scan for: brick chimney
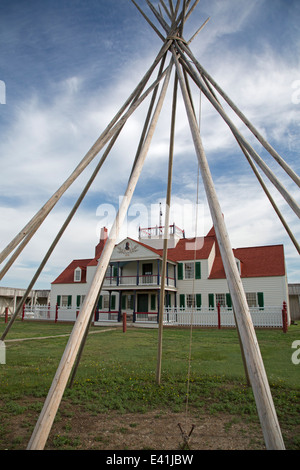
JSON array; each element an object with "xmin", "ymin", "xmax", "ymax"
[{"xmin": 95, "ymin": 227, "xmax": 108, "ymax": 259}]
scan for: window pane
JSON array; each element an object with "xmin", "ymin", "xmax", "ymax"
[
  {"xmin": 185, "ymin": 262, "xmax": 194, "ymax": 279},
  {"xmin": 216, "ymin": 293, "xmax": 226, "ymax": 307},
  {"xmin": 246, "ymin": 292, "xmax": 257, "ymax": 307},
  {"xmin": 186, "ymin": 294, "xmax": 195, "ymax": 308}
]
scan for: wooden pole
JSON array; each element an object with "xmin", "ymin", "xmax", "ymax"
[
  {"xmin": 177, "ymin": 41, "xmax": 300, "ymax": 189},
  {"xmin": 0, "ymin": 41, "xmax": 172, "ymax": 267},
  {"xmin": 0, "ymin": 127, "xmax": 124, "ymax": 342},
  {"xmin": 156, "ymin": 72, "xmax": 178, "ymax": 385},
  {"xmin": 27, "ymin": 60, "xmax": 173, "ymax": 451},
  {"xmin": 175, "ymin": 42, "xmax": 300, "ymax": 218},
  {"xmin": 69, "ymin": 66, "xmax": 168, "ymax": 387},
  {"xmin": 172, "ymin": 47, "xmax": 285, "ymax": 450}
]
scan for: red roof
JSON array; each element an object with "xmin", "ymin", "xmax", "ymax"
[
  {"xmin": 209, "ymin": 245, "xmax": 285, "ymax": 279},
  {"xmin": 52, "ymin": 259, "xmax": 91, "ymax": 284},
  {"xmin": 52, "ymin": 226, "xmax": 285, "ymax": 284}
]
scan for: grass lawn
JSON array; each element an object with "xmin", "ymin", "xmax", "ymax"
[{"xmin": 0, "ymin": 320, "xmax": 299, "ymax": 450}]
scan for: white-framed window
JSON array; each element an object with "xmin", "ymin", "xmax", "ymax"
[
  {"xmin": 216, "ymin": 293, "xmax": 226, "ymax": 307},
  {"xmin": 186, "ymin": 294, "xmax": 196, "ymax": 308},
  {"xmin": 185, "ymin": 262, "xmax": 195, "ymax": 279},
  {"xmin": 74, "ymin": 267, "xmax": 81, "ymax": 282},
  {"xmin": 103, "ymin": 295, "xmax": 110, "ymax": 309},
  {"xmin": 61, "ymin": 295, "xmax": 70, "ymax": 308},
  {"xmin": 127, "ymin": 295, "xmax": 134, "ymax": 310},
  {"xmin": 246, "ymin": 292, "xmax": 257, "ymax": 307}
]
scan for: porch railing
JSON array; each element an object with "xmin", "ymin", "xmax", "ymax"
[
  {"xmin": 103, "ymin": 275, "xmax": 176, "ymax": 288},
  {"xmin": 163, "ymin": 306, "xmax": 286, "ymax": 329}
]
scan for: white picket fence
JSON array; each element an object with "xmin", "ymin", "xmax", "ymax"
[
  {"xmin": 163, "ymin": 306, "xmax": 284, "ymax": 329},
  {"xmin": 21, "ymin": 304, "xmax": 286, "ymax": 329}
]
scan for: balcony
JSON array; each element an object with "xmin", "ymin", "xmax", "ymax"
[{"xmin": 103, "ymin": 274, "xmax": 176, "ymax": 289}]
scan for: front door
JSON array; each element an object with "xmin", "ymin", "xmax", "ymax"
[
  {"xmin": 142, "ymin": 263, "xmax": 153, "ymax": 284},
  {"xmin": 138, "ymin": 293, "xmax": 148, "ymax": 313},
  {"xmin": 137, "ymin": 293, "xmax": 149, "ymax": 321}
]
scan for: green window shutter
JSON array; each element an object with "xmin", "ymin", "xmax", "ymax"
[
  {"xmin": 257, "ymin": 292, "xmax": 264, "ymax": 310},
  {"xmin": 98, "ymin": 295, "xmax": 102, "ymax": 310},
  {"xmin": 122, "ymin": 294, "xmax": 126, "ymax": 309},
  {"xmin": 178, "ymin": 263, "xmax": 183, "ymax": 280},
  {"xmin": 180, "ymin": 294, "xmax": 185, "ymax": 308},
  {"xmin": 67, "ymin": 295, "xmax": 72, "ymax": 308},
  {"xmin": 195, "ymin": 262, "xmax": 201, "ymax": 279},
  {"xmin": 57, "ymin": 295, "xmax": 61, "ymax": 307},
  {"xmin": 226, "ymin": 293, "xmax": 232, "ymax": 309},
  {"xmin": 111, "ymin": 295, "xmax": 116, "ymax": 310},
  {"xmin": 76, "ymin": 295, "xmax": 81, "ymax": 308},
  {"xmin": 196, "ymin": 293, "xmax": 202, "ymax": 309},
  {"xmin": 151, "ymin": 294, "xmax": 156, "ymax": 311},
  {"xmin": 113, "ymin": 266, "xmax": 118, "ymax": 277},
  {"xmin": 209, "ymin": 294, "xmax": 214, "ymax": 309}
]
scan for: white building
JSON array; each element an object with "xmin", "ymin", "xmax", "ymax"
[{"xmin": 49, "ymin": 224, "xmax": 290, "ymax": 328}]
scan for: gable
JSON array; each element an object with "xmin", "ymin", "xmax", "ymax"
[
  {"xmin": 52, "ymin": 259, "xmax": 91, "ymax": 284},
  {"xmin": 110, "ymin": 238, "xmax": 162, "ymax": 261}
]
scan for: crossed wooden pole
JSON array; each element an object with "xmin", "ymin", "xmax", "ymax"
[{"xmin": 1, "ymin": 0, "xmax": 299, "ymax": 450}]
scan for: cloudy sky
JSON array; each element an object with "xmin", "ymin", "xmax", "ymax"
[{"xmin": 0, "ymin": 0, "xmax": 299, "ymax": 290}]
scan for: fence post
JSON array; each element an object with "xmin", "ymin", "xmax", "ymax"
[
  {"xmin": 282, "ymin": 301, "xmax": 288, "ymax": 333},
  {"xmin": 123, "ymin": 312, "xmax": 127, "ymax": 333},
  {"xmin": 217, "ymin": 303, "xmax": 221, "ymax": 329},
  {"xmin": 22, "ymin": 303, "xmax": 25, "ymax": 321},
  {"xmin": 55, "ymin": 304, "xmax": 58, "ymax": 323},
  {"xmin": 5, "ymin": 307, "xmax": 9, "ymax": 324}
]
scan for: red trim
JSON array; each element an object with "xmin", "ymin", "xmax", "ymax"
[{"xmin": 135, "ymin": 312, "xmax": 158, "ymax": 315}]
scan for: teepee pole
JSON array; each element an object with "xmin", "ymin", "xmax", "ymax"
[
  {"xmin": 172, "ymin": 47, "xmax": 285, "ymax": 450},
  {"xmin": 69, "ymin": 55, "xmax": 168, "ymax": 388},
  {"xmin": 238, "ymin": 141, "xmax": 300, "ymax": 254},
  {"xmin": 27, "ymin": 59, "xmax": 173, "ymax": 451},
  {"xmin": 0, "ymin": 41, "xmax": 171, "ymax": 267},
  {"xmin": 0, "ymin": 126, "xmax": 124, "ymax": 342},
  {"xmin": 176, "ymin": 43, "xmax": 300, "ymax": 218},
  {"xmin": 178, "ymin": 41, "xmax": 300, "ymax": 188},
  {"xmin": 0, "ymin": 68, "xmax": 164, "ymax": 280},
  {"xmin": 156, "ymin": 71, "xmax": 178, "ymax": 385}
]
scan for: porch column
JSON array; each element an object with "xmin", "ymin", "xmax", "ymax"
[
  {"xmin": 117, "ymin": 262, "xmax": 120, "ymax": 286},
  {"xmin": 118, "ymin": 291, "xmax": 122, "ymax": 322},
  {"xmin": 167, "ymin": 262, "xmax": 169, "ymax": 286},
  {"xmin": 133, "ymin": 290, "xmax": 136, "ymax": 323},
  {"xmin": 136, "ymin": 261, "xmax": 139, "ymax": 286},
  {"xmin": 174, "ymin": 265, "xmax": 176, "ymax": 288}
]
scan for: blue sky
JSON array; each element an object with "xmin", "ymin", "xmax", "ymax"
[{"xmin": 0, "ymin": 0, "xmax": 299, "ymax": 289}]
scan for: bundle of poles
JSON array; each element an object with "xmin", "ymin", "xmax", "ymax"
[{"xmin": 1, "ymin": 0, "xmax": 299, "ymax": 451}]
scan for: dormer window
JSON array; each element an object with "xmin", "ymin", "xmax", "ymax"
[
  {"xmin": 235, "ymin": 259, "xmax": 241, "ymax": 275},
  {"xmin": 74, "ymin": 267, "xmax": 82, "ymax": 282}
]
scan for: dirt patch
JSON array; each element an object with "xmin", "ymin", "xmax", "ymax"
[
  {"xmin": 2, "ymin": 403, "xmax": 266, "ymax": 450},
  {"xmin": 49, "ymin": 409, "xmax": 266, "ymax": 450}
]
